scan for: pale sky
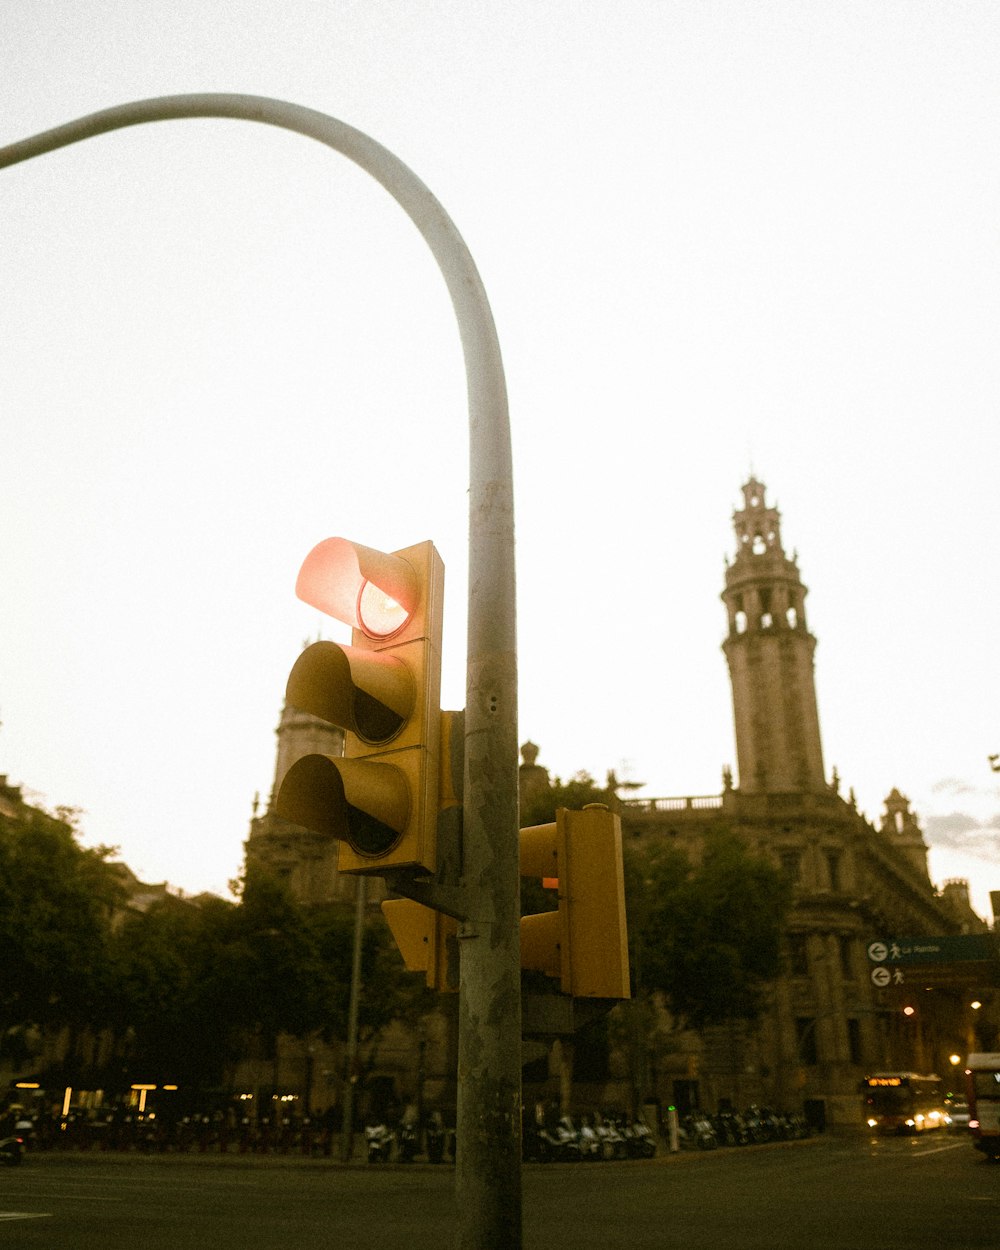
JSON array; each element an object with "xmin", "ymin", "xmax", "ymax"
[{"xmin": 1, "ymin": 1, "xmax": 997, "ymax": 918}]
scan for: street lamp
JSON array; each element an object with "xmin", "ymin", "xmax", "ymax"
[{"xmin": 1, "ymin": 95, "xmax": 521, "ymax": 1250}]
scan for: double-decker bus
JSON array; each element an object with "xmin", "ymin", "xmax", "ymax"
[
  {"xmin": 965, "ymin": 1053, "xmax": 1000, "ymax": 1159},
  {"xmin": 863, "ymin": 1072, "xmax": 945, "ymax": 1134}
]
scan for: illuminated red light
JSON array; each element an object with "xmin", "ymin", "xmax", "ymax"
[
  {"xmin": 296, "ymin": 538, "xmax": 418, "ymax": 638},
  {"xmin": 358, "ymin": 579, "xmax": 409, "ymax": 639}
]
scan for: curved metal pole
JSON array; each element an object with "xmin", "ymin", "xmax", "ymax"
[{"xmin": 1, "ymin": 95, "xmax": 521, "ymax": 1249}]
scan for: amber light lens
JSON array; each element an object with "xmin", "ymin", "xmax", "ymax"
[{"xmin": 358, "ymin": 579, "xmax": 410, "ymax": 638}]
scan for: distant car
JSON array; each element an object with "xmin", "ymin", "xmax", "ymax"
[{"xmin": 945, "ymin": 1101, "xmax": 970, "ymax": 1130}]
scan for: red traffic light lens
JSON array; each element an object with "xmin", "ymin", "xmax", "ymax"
[{"xmin": 357, "ymin": 579, "xmax": 410, "ymax": 639}]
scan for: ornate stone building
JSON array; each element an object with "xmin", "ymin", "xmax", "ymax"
[
  {"xmin": 620, "ymin": 477, "xmax": 988, "ymax": 1126},
  {"xmin": 245, "ymin": 691, "xmax": 362, "ymax": 906}
]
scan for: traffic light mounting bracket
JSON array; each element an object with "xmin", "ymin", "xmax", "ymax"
[{"xmin": 382, "ymin": 708, "xmax": 469, "ymax": 922}]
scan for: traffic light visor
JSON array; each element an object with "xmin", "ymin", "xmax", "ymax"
[
  {"xmin": 286, "ymin": 640, "xmax": 415, "ymax": 745},
  {"xmin": 295, "ymin": 538, "xmax": 419, "ymax": 639},
  {"xmin": 276, "ymin": 753, "xmax": 410, "ymax": 858}
]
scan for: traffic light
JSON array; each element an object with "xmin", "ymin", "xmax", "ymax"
[
  {"xmin": 381, "ymin": 707, "xmax": 463, "ymax": 990},
  {"xmin": 382, "ymin": 898, "xmax": 459, "ymax": 990},
  {"xmin": 519, "ymin": 805, "xmax": 631, "ymax": 999},
  {"xmin": 274, "ymin": 538, "xmax": 444, "ymax": 874}
]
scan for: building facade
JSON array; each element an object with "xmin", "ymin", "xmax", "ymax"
[
  {"xmin": 245, "ymin": 694, "xmax": 360, "ymax": 906},
  {"xmin": 620, "ymin": 478, "xmax": 988, "ymax": 1125}
]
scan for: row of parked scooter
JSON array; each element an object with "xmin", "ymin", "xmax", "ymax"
[
  {"xmin": 364, "ymin": 1104, "xmax": 814, "ymax": 1164},
  {"xmin": 523, "ymin": 1114, "xmax": 657, "ymax": 1163},
  {"xmin": 365, "ymin": 1112, "xmax": 657, "ymax": 1164},
  {"xmin": 365, "ymin": 1114, "xmax": 451, "ymax": 1164},
  {"xmin": 678, "ymin": 1106, "xmax": 816, "ymax": 1151}
]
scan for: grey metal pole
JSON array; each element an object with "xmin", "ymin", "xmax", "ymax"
[
  {"xmin": 341, "ymin": 874, "xmax": 367, "ymax": 1163},
  {"xmin": 0, "ymin": 95, "xmax": 521, "ymax": 1249}
]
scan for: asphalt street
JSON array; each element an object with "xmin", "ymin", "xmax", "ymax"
[{"xmin": 1, "ymin": 1132, "xmax": 995, "ymax": 1249}]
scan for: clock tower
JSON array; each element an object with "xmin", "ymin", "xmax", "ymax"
[{"xmin": 722, "ymin": 478, "xmax": 826, "ymax": 794}]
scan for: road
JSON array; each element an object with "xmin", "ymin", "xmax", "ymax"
[{"xmin": 0, "ymin": 1133, "xmax": 995, "ymax": 1249}]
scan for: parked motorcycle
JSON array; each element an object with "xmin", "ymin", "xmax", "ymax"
[
  {"xmin": 578, "ymin": 1116, "xmax": 603, "ymax": 1161},
  {"xmin": 741, "ymin": 1105, "xmax": 772, "ymax": 1144},
  {"xmin": 621, "ymin": 1118, "xmax": 656, "ymax": 1159},
  {"xmin": 680, "ymin": 1112, "xmax": 718, "ymax": 1150},
  {"xmin": 593, "ymin": 1115, "xmax": 627, "ymax": 1161},
  {"xmin": 397, "ymin": 1119, "xmax": 419, "ymax": 1163},
  {"xmin": 426, "ymin": 1113, "xmax": 449, "ymax": 1164},
  {"xmin": 713, "ymin": 1109, "xmax": 749, "ymax": 1147},
  {"xmin": 365, "ymin": 1122, "xmax": 395, "ymax": 1163},
  {"xmin": 528, "ymin": 1115, "xmax": 583, "ymax": 1162}
]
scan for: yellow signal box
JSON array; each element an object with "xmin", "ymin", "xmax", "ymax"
[
  {"xmin": 520, "ymin": 805, "xmax": 631, "ymax": 999},
  {"xmin": 275, "ymin": 538, "xmax": 444, "ymax": 875},
  {"xmin": 382, "ymin": 898, "xmax": 459, "ymax": 991}
]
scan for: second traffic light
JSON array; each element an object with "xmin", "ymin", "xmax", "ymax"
[
  {"xmin": 520, "ymin": 805, "xmax": 631, "ymax": 1000},
  {"xmin": 382, "ymin": 898, "xmax": 459, "ymax": 991},
  {"xmin": 275, "ymin": 537, "xmax": 444, "ymax": 875}
]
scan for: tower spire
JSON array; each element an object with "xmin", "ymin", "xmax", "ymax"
[{"xmin": 721, "ymin": 478, "xmax": 825, "ymax": 794}]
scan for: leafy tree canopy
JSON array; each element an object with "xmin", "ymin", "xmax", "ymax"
[
  {"xmin": 631, "ymin": 830, "xmax": 791, "ymax": 1029},
  {"xmin": 519, "ymin": 770, "xmax": 614, "ymax": 829},
  {"xmin": 0, "ymin": 807, "xmax": 123, "ymax": 1038}
]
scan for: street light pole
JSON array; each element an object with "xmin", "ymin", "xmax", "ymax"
[
  {"xmin": 0, "ymin": 95, "xmax": 521, "ymax": 1249},
  {"xmin": 341, "ymin": 874, "xmax": 367, "ymax": 1163}
]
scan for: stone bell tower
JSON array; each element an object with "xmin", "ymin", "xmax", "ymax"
[{"xmin": 721, "ymin": 477, "xmax": 825, "ymax": 794}]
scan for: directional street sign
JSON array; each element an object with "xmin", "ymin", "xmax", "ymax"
[
  {"xmin": 867, "ymin": 934, "xmax": 1000, "ymax": 989},
  {"xmin": 867, "ymin": 935, "xmax": 998, "ymax": 965}
]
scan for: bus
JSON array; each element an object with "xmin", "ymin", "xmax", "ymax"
[
  {"xmin": 965, "ymin": 1053, "xmax": 1000, "ymax": 1159},
  {"xmin": 863, "ymin": 1073, "xmax": 945, "ymax": 1134}
]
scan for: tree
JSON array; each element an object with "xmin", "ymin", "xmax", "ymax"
[
  {"xmin": 519, "ymin": 770, "xmax": 615, "ymax": 830},
  {"xmin": 305, "ymin": 903, "xmax": 433, "ymax": 1050},
  {"xmin": 0, "ymin": 807, "xmax": 123, "ymax": 1066},
  {"xmin": 632, "ymin": 830, "xmax": 791, "ymax": 1029},
  {"xmin": 107, "ymin": 892, "xmax": 240, "ymax": 1094}
]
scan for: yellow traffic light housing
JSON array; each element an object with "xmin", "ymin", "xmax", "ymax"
[
  {"xmin": 275, "ymin": 538, "xmax": 444, "ymax": 874},
  {"xmin": 381, "ymin": 708, "xmax": 464, "ymax": 989},
  {"xmin": 382, "ymin": 898, "xmax": 459, "ymax": 991},
  {"xmin": 520, "ymin": 805, "xmax": 631, "ymax": 999}
]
